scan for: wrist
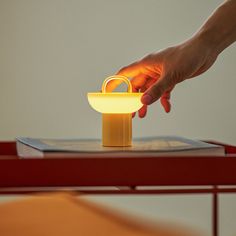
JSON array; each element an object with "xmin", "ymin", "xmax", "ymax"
[
  {"xmin": 183, "ymin": 30, "xmax": 219, "ymax": 61},
  {"xmin": 193, "ymin": 0, "xmax": 236, "ymax": 57},
  {"xmin": 193, "ymin": 27, "xmax": 221, "ymax": 58}
]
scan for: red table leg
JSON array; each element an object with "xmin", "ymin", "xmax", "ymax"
[{"xmin": 213, "ymin": 186, "xmax": 218, "ymax": 236}]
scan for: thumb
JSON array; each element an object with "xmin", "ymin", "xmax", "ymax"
[{"xmin": 141, "ymin": 74, "xmax": 172, "ymax": 105}]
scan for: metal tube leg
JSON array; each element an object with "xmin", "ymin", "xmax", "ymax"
[{"xmin": 213, "ymin": 186, "xmax": 218, "ymax": 236}]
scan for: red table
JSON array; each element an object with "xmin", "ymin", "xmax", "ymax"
[{"xmin": 1, "ymin": 141, "xmax": 236, "ymax": 236}]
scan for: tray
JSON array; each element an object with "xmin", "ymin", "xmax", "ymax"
[
  {"xmin": 1, "ymin": 140, "xmax": 236, "ymax": 236},
  {"xmin": 0, "ymin": 141, "xmax": 236, "ymax": 189}
]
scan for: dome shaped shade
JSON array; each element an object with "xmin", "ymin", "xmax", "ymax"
[
  {"xmin": 87, "ymin": 92, "xmax": 143, "ymax": 114},
  {"xmin": 87, "ymin": 75, "xmax": 143, "ymax": 114}
]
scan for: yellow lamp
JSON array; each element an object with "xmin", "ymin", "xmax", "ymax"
[{"xmin": 87, "ymin": 75, "xmax": 143, "ymax": 147}]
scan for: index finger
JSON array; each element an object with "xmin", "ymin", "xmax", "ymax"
[{"xmin": 106, "ymin": 61, "xmax": 142, "ymax": 92}]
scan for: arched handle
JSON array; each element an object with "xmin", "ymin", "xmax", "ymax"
[{"xmin": 102, "ymin": 75, "xmax": 132, "ymax": 93}]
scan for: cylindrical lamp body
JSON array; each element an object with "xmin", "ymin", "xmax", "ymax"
[{"xmin": 102, "ymin": 114, "xmax": 132, "ymax": 147}]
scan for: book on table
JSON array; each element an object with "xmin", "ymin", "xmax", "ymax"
[{"xmin": 16, "ymin": 136, "xmax": 225, "ymax": 158}]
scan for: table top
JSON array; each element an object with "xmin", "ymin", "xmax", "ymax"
[{"xmin": 0, "ymin": 141, "xmax": 236, "ymax": 190}]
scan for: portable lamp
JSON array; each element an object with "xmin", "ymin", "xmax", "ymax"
[{"xmin": 87, "ymin": 75, "xmax": 143, "ymax": 147}]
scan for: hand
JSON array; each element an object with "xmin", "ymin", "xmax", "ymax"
[{"xmin": 107, "ymin": 37, "xmax": 218, "ymax": 118}]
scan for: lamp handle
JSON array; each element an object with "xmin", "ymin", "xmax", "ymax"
[{"xmin": 102, "ymin": 75, "xmax": 132, "ymax": 93}]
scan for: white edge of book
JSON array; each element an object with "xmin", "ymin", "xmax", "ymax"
[{"xmin": 16, "ymin": 136, "xmax": 225, "ymax": 158}]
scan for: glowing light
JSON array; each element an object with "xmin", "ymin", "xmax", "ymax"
[
  {"xmin": 87, "ymin": 75, "xmax": 143, "ymax": 147},
  {"xmin": 87, "ymin": 75, "xmax": 143, "ymax": 114}
]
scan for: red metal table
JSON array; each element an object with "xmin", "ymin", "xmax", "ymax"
[{"xmin": 1, "ymin": 141, "xmax": 236, "ymax": 236}]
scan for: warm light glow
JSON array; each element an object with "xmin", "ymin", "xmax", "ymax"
[
  {"xmin": 87, "ymin": 75, "xmax": 143, "ymax": 114},
  {"xmin": 87, "ymin": 92, "xmax": 143, "ymax": 114},
  {"xmin": 87, "ymin": 75, "xmax": 141, "ymax": 146}
]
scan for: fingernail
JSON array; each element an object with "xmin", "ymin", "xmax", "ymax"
[{"xmin": 141, "ymin": 94, "xmax": 152, "ymax": 105}]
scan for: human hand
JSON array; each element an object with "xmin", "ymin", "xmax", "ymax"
[{"xmin": 107, "ymin": 37, "xmax": 218, "ymax": 118}]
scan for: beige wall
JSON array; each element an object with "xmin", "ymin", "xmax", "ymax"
[
  {"xmin": 0, "ymin": 1, "xmax": 236, "ymax": 235},
  {"xmin": 0, "ymin": 0, "xmax": 235, "ymax": 143}
]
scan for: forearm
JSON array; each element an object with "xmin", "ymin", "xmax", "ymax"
[{"xmin": 194, "ymin": 0, "xmax": 236, "ymax": 56}]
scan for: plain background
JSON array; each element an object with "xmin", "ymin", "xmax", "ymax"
[
  {"xmin": 0, "ymin": 0, "xmax": 236, "ymax": 235},
  {"xmin": 0, "ymin": 0, "xmax": 236, "ymax": 143}
]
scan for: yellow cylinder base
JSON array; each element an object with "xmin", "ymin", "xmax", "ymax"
[{"xmin": 102, "ymin": 113, "xmax": 132, "ymax": 147}]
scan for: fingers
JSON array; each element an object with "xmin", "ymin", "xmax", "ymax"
[
  {"xmin": 117, "ymin": 61, "xmax": 142, "ymax": 78},
  {"xmin": 106, "ymin": 61, "xmax": 142, "ymax": 92},
  {"xmin": 131, "ymin": 74, "xmax": 148, "ymax": 91},
  {"xmin": 138, "ymin": 85, "xmax": 148, "ymax": 118},
  {"xmin": 141, "ymin": 79, "xmax": 166, "ymax": 105},
  {"xmin": 131, "ymin": 86, "xmax": 139, "ymax": 118},
  {"xmin": 141, "ymin": 74, "xmax": 172, "ymax": 105},
  {"xmin": 106, "ymin": 78, "xmax": 123, "ymax": 92},
  {"xmin": 138, "ymin": 105, "xmax": 147, "ymax": 118},
  {"xmin": 160, "ymin": 92, "xmax": 171, "ymax": 113}
]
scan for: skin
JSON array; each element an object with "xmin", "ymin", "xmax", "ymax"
[{"xmin": 107, "ymin": 0, "xmax": 236, "ymax": 118}]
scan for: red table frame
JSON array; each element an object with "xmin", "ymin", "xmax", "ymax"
[{"xmin": 1, "ymin": 141, "xmax": 236, "ymax": 236}]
